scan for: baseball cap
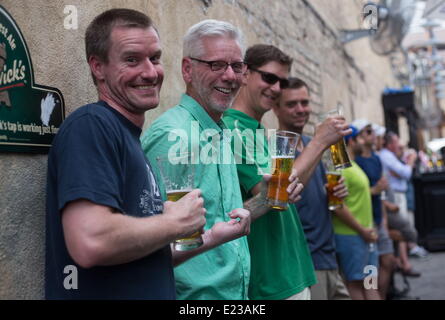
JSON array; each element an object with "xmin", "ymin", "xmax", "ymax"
[
  {"xmin": 372, "ymin": 123, "xmax": 386, "ymax": 137},
  {"xmin": 344, "ymin": 125, "xmax": 359, "ymax": 143},
  {"xmin": 351, "ymin": 119, "xmax": 372, "ymax": 132}
]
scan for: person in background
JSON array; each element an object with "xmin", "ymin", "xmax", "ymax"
[
  {"xmin": 331, "ymin": 125, "xmax": 381, "ymax": 300},
  {"xmin": 372, "ymin": 123, "xmax": 386, "ymax": 152},
  {"xmin": 379, "ymin": 132, "xmax": 416, "ymax": 227},
  {"xmin": 353, "ymin": 119, "xmax": 397, "ymax": 299},
  {"xmin": 272, "ymin": 77, "xmax": 350, "ymax": 300},
  {"xmin": 380, "ymin": 132, "xmax": 428, "ymax": 259}
]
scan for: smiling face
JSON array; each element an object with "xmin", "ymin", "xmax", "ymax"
[
  {"xmin": 274, "ymin": 86, "xmax": 310, "ymax": 134},
  {"xmin": 183, "ymin": 36, "xmax": 243, "ymax": 121},
  {"xmin": 244, "ymin": 61, "xmax": 289, "ymax": 120},
  {"xmin": 92, "ymin": 26, "xmax": 163, "ymax": 115}
]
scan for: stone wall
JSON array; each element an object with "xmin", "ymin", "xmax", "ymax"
[{"xmin": 0, "ymin": 0, "xmax": 398, "ymax": 299}]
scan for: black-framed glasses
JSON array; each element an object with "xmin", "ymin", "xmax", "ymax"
[
  {"xmin": 189, "ymin": 57, "xmax": 246, "ymax": 74},
  {"xmin": 249, "ymin": 67, "xmax": 289, "ymax": 89}
]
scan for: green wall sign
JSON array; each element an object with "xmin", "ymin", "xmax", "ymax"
[{"xmin": 0, "ymin": 5, "xmax": 65, "ymax": 153}]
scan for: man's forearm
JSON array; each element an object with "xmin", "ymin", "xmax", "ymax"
[
  {"xmin": 243, "ymin": 191, "xmax": 270, "ymax": 221},
  {"xmin": 333, "ymin": 206, "xmax": 365, "ymax": 235},
  {"xmin": 293, "ymin": 139, "xmax": 325, "ymax": 185},
  {"xmin": 63, "ymin": 205, "xmax": 181, "ymax": 269}
]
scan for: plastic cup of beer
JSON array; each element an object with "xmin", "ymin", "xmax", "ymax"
[
  {"xmin": 319, "ymin": 105, "xmax": 352, "ymax": 170},
  {"xmin": 267, "ymin": 130, "xmax": 300, "ymax": 211},
  {"xmin": 157, "ymin": 152, "xmax": 203, "ymax": 251},
  {"xmin": 323, "ymin": 151, "xmax": 343, "ymax": 210}
]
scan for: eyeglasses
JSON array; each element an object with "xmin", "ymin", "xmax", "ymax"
[
  {"xmin": 249, "ymin": 67, "xmax": 289, "ymax": 89},
  {"xmin": 364, "ymin": 128, "xmax": 374, "ymax": 135},
  {"xmin": 189, "ymin": 57, "xmax": 246, "ymax": 74}
]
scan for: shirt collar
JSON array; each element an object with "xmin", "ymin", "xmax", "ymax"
[
  {"xmin": 223, "ymin": 109, "xmax": 264, "ymax": 130},
  {"xmin": 179, "ymin": 94, "xmax": 223, "ymax": 133}
]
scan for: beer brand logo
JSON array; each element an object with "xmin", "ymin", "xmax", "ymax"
[{"xmin": 0, "ymin": 5, "xmax": 65, "ymax": 153}]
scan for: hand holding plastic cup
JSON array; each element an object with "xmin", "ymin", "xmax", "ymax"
[
  {"xmin": 322, "ymin": 151, "xmax": 344, "ymax": 211},
  {"xmin": 157, "ymin": 152, "xmax": 204, "ymax": 251},
  {"xmin": 267, "ymin": 130, "xmax": 300, "ymax": 211},
  {"xmin": 318, "ymin": 104, "xmax": 352, "ymax": 170}
]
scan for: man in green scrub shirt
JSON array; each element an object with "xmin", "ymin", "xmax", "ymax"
[
  {"xmin": 141, "ymin": 20, "xmax": 303, "ymax": 300},
  {"xmin": 223, "ymin": 44, "xmax": 351, "ymax": 300}
]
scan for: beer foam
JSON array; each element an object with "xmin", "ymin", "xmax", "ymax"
[
  {"xmin": 271, "ymin": 155, "xmax": 295, "ymax": 159},
  {"xmin": 326, "ymin": 171, "xmax": 341, "ymax": 175},
  {"xmin": 166, "ymin": 189, "xmax": 193, "ymax": 193}
]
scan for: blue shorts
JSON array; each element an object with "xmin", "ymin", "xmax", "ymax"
[{"xmin": 335, "ymin": 234, "xmax": 379, "ymax": 281}]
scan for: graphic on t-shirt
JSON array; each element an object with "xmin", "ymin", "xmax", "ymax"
[{"xmin": 139, "ymin": 164, "xmax": 163, "ymax": 215}]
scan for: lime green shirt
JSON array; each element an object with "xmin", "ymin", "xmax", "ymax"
[
  {"xmin": 223, "ymin": 109, "xmax": 316, "ymax": 300},
  {"xmin": 141, "ymin": 94, "xmax": 250, "ymax": 300},
  {"xmin": 332, "ymin": 161, "xmax": 373, "ymax": 235}
]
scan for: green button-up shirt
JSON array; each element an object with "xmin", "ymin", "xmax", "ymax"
[{"xmin": 141, "ymin": 94, "xmax": 250, "ymax": 300}]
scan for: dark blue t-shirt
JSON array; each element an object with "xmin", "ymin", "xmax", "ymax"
[
  {"xmin": 294, "ymin": 136, "xmax": 338, "ymax": 270},
  {"xmin": 45, "ymin": 101, "xmax": 175, "ymax": 299},
  {"xmin": 355, "ymin": 152, "xmax": 383, "ymax": 225}
]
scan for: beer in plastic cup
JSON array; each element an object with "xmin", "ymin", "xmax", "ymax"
[
  {"xmin": 325, "ymin": 171, "xmax": 343, "ymax": 210},
  {"xmin": 267, "ymin": 131, "xmax": 299, "ymax": 211},
  {"xmin": 157, "ymin": 153, "xmax": 203, "ymax": 251},
  {"xmin": 318, "ymin": 106, "xmax": 352, "ymax": 170}
]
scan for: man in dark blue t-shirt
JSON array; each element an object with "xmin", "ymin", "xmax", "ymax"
[
  {"xmin": 273, "ymin": 77, "xmax": 350, "ymax": 300},
  {"xmin": 353, "ymin": 119, "xmax": 396, "ymax": 299},
  {"xmin": 45, "ymin": 9, "xmax": 210, "ymax": 299}
]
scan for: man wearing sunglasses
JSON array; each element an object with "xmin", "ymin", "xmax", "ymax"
[
  {"xmin": 272, "ymin": 77, "xmax": 351, "ymax": 300},
  {"xmin": 223, "ymin": 45, "xmax": 350, "ymax": 300}
]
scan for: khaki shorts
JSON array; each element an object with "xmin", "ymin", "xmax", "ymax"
[
  {"xmin": 310, "ymin": 270, "xmax": 350, "ymax": 300},
  {"xmin": 285, "ymin": 287, "xmax": 311, "ymax": 300}
]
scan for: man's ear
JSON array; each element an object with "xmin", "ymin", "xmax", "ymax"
[
  {"xmin": 89, "ymin": 55, "xmax": 106, "ymax": 82},
  {"xmin": 241, "ymin": 69, "xmax": 250, "ymax": 86},
  {"xmin": 182, "ymin": 57, "xmax": 193, "ymax": 84}
]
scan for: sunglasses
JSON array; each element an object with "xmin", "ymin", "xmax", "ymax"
[{"xmin": 249, "ymin": 67, "xmax": 289, "ymax": 89}]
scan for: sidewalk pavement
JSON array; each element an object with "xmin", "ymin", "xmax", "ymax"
[{"xmin": 393, "ymin": 251, "xmax": 445, "ymax": 300}]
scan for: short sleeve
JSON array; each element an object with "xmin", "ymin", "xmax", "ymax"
[
  {"xmin": 230, "ymin": 128, "xmax": 267, "ymax": 198},
  {"xmin": 55, "ymin": 113, "xmax": 123, "ymax": 212}
]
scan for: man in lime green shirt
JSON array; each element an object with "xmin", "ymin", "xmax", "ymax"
[
  {"xmin": 332, "ymin": 125, "xmax": 380, "ymax": 300},
  {"xmin": 223, "ymin": 44, "xmax": 350, "ymax": 300}
]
